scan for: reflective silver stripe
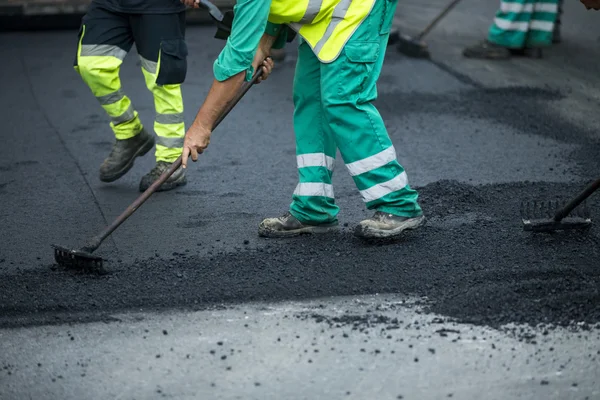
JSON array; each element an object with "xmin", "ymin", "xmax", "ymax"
[
  {"xmin": 360, "ymin": 172, "xmax": 408, "ymax": 203},
  {"xmin": 534, "ymin": 2, "xmax": 558, "ymax": 13},
  {"xmin": 529, "ymin": 20, "xmax": 554, "ymax": 32},
  {"xmin": 493, "ymin": 17, "xmax": 528, "ymax": 32},
  {"xmin": 294, "ymin": 182, "xmax": 334, "ymax": 198},
  {"xmin": 156, "ymin": 112, "xmax": 185, "ymax": 125},
  {"xmin": 299, "ymin": 0, "xmax": 323, "ymax": 23},
  {"xmin": 313, "ymin": 0, "xmax": 352, "ymax": 55},
  {"xmin": 96, "ymin": 89, "xmax": 124, "ymax": 106},
  {"xmin": 156, "ymin": 136, "xmax": 184, "ymax": 148},
  {"xmin": 289, "ymin": 22, "xmax": 302, "ymax": 32},
  {"xmin": 111, "ymin": 105, "xmax": 135, "ymax": 125},
  {"xmin": 297, "ymin": 152, "xmax": 335, "ymax": 171},
  {"xmin": 80, "ymin": 44, "xmax": 127, "ymax": 60},
  {"xmin": 139, "ymin": 55, "xmax": 158, "ymax": 74},
  {"xmin": 345, "ymin": 146, "xmax": 396, "ymax": 177},
  {"xmin": 494, "ymin": 17, "xmax": 554, "ymax": 33},
  {"xmin": 499, "ymin": 2, "xmax": 558, "ymax": 13}
]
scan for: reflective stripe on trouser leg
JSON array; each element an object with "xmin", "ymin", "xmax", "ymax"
[
  {"xmin": 488, "ymin": 0, "xmax": 557, "ymax": 48},
  {"xmin": 140, "ymin": 55, "xmax": 184, "ymax": 163},
  {"xmin": 289, "ymin": 41, "xmax": 339, "ymax": 225},
  {"xmin": 320, "ymin": 0, "xmax": 421, "ymax": 218},
  {"xmin": 74, "ymin": 25, "xmax": 142, "ymax": 140}
]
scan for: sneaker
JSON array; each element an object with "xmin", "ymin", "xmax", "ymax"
[
  {"xmin": 463, "ymin": 40, "xmax": 511, "ymax": 60},
  {"xmin": 258, "ymin": 212, "xmax": 339, "ymax": 238},
  {"xmin": 139, "ymin": 161, "xmax": 187, "ymax": 192},
  {"xmin": 99, "ymin": 128, "xmax": 155, "ymax": 183},
  {"xmin": 354, "ymin": 211, "xmax": 426, "ymax": 239}
]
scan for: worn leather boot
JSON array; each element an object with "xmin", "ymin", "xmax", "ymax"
[
  {"xmin": 258, "ymin": 212, "xmax": 339, "ymax": 238},
  {"xmin": 354, "ymin": 211, "xmax": 426, "ymax": 239},
  {"xmin": 99, "ymin": 128, "xmax": 154, "ymax": 183},
  {"xmin": 139, "ymin": 161, "xmax": 187, "ymax": 192}
]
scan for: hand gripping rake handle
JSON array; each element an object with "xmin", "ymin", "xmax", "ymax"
[{"xmin": 80, "ymin": 69, "xmax": 264, "ymax": 253}]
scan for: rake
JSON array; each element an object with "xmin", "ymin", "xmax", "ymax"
[
  {"xmin": 52, "ymin": 68, "xmax": 264, "ymax": 274},
  {"xmin": 521, "ymin": 177, "xmax": 599, "ymax": 232}
]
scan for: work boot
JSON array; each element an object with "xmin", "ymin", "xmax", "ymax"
[
  {"xmin": 258, "ymin": 212, "xmax": 339, "ymax": 238},
  {"xmin": 99, "ymin": 128, "xmax": 155, "ymax": 183},
  {"xmin": 354, "ymin": 211, "xmax": 426, "ymax": 240},
  {"xmin": 139, "ymin": 161, "xmax": 187, "ymax": 192},
  {"xmin": 463, "ymin": 40, "xmax": 511, "ymax": 60}
]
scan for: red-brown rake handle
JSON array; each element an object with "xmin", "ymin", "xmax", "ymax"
[{"xmin": 81, "ymin": 68, "xmax": 264, "ymax": 253}]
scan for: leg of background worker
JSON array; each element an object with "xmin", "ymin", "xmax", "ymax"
[
  {"xmin": 74, "ymin": 3, "xmax": 154, "ymax": 183},
  {"xmin": 320, "ymin": 0, "xmax": 424, "ymax": 239},
  {"xmin": 553, "ymin": 0, "xmax": 563, "ymax": 43},
  {"xmin": 132, "ymin": 12, "xmax": 187, "ymax": 192},
  {"xmin": 258, "ymin": 39, "xmax": 340, "ymax": 238},
  {"xmin": 463, "ymin": 0, "xmax": 558, "ymax": 59}
]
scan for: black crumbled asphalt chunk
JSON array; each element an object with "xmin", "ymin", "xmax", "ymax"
[{"xmin": 0, "ymin": 180, "xmax": 599, "ymax": 331}]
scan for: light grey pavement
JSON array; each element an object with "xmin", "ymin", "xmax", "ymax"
[{"xmin": 1, "ymin": 2, "xmax": 599, "ymax": 399}]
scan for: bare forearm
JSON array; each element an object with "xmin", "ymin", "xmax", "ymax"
[
  {"xmin": 191, "ymin": 33, "xmax": 279, "ymax": 131},
  {"xmin": 192, "ymin": 72, "xmax": 246, "ymax": 131}
]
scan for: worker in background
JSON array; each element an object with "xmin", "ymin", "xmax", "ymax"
[
  {"xmin": 74, "ymin": 0, "xmax": 188, "ymax": 192},
  {"xmin": 462, "ymin": 0, "xmax": 561, "ymax": 59},
  {"xmin": 181, "ymin": 0, "xmax": 425, "ymax": 240}
]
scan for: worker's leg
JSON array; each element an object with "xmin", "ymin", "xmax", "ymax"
[
  {"xmin": 321, "ymin": 0, "xmax": 424, "ymax": 239},
  {"xmin": 74, "ymin": 3, "xmax": 154, "ymax": 183},
  {"xmin": 464, "ymin": 0, "xmax": 556, "ymax": 59},
  {"xmin": 525, "ymin": 0, "xmax": 558, "ymax": 47},
  {"xmin": 131, "ymin": 11, "xmax": 187, "ymax": 192},
  {"xmin": 258, "ymin": 38, "xmax": 340, "ymax": 237},
  {"xmin": 553, "ymin": 0, "xmax": 563, "ymax": 43}
]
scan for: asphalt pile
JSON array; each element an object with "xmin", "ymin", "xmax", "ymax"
[{"xmin": 1, "ymin": 180, "xmax": 599, "ymax": 330}]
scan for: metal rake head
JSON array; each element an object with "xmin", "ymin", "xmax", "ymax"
[
  {"xmin": 521, "ymin": 200, "xmax": 592, "ymax": 232},
  {"xmin": 52, "ymin": 244, "xmax": 107, "ymax": 275},
  {"xmin": 520, "ymin": 199, "xmax": 591, "ymax": 220}
]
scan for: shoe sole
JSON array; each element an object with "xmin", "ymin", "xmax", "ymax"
[
  {"xmin": 354, "ymin": 215, "xmax": 426, "ymax": 240},
  {"xmin": 140, "ymin": 172, "xmax": 187, "ymax": 193},
  {"xmin": 258, "ymin": 223, "xmax": 339, "ymax": 238},
  {"xmin": 99, "ymin": 135, "xmax": 155, "ymax": 183}
]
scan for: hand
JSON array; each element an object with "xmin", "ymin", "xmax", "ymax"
[
  {"xmin": 256, "ymin": 57, "xmax": 275, "ymax": 83},
  {"xmin": 180, "ymin": 0, "xmax": 200, "ymax": 8},
  {"xmin": 581, "ymin": 0, "xmax": 600, "ymax": 9},
  {"xmin": 182, "ymin": 122, "xmax": 212, "ymax": 168}
]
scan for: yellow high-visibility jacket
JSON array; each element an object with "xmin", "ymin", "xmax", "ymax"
[{"xmin": 268, "ymin": 0, "xmax": 376, "ymax": 63}]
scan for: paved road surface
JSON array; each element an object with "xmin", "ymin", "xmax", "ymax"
[{"xmin": 1, "ymin": 1, "xmax": 599, "ymax": 399}]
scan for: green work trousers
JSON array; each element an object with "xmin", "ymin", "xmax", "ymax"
[
  {"xmin": 289, "ymin": 0, "xmax": 422, "ymax": 225},
  {"xmin": 488, "ymin": 0, "xmax": 558, "ymax": 48}
]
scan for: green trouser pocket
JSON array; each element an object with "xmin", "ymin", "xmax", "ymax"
[
  {"xmin": 379, "ymin": 0, "xmax": 397, "ymax": 35},
  {"xmin": 339, "ymin": 42, "xmax": 380, "ymax": 103},
  {"xmin": 157, "ymin": 38, "xmax": 188, "ymax": 85}
]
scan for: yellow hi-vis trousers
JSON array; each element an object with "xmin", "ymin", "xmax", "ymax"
[{"xmin": 74, "ymin": 3, "xmax": 187, "ymax": 163}]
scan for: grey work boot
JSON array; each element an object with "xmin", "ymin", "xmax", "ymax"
[
  {"xmin": 99, "ymin": 128, "xmax": 155, "ymax": 183},
  {"xmin": 354, "ymin": 211, "xmax": 426, "ymax": 240},
  {"xmin": 258, "ymin": 212, "xmax": 339, "ymax": 238},
  {"xmin": 463, "ymin": 40, "xmax": 511, "ymax": 60},
  {"xmin": 139, "ymin": 161, "xmax": 187, "ymax": 192}
]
